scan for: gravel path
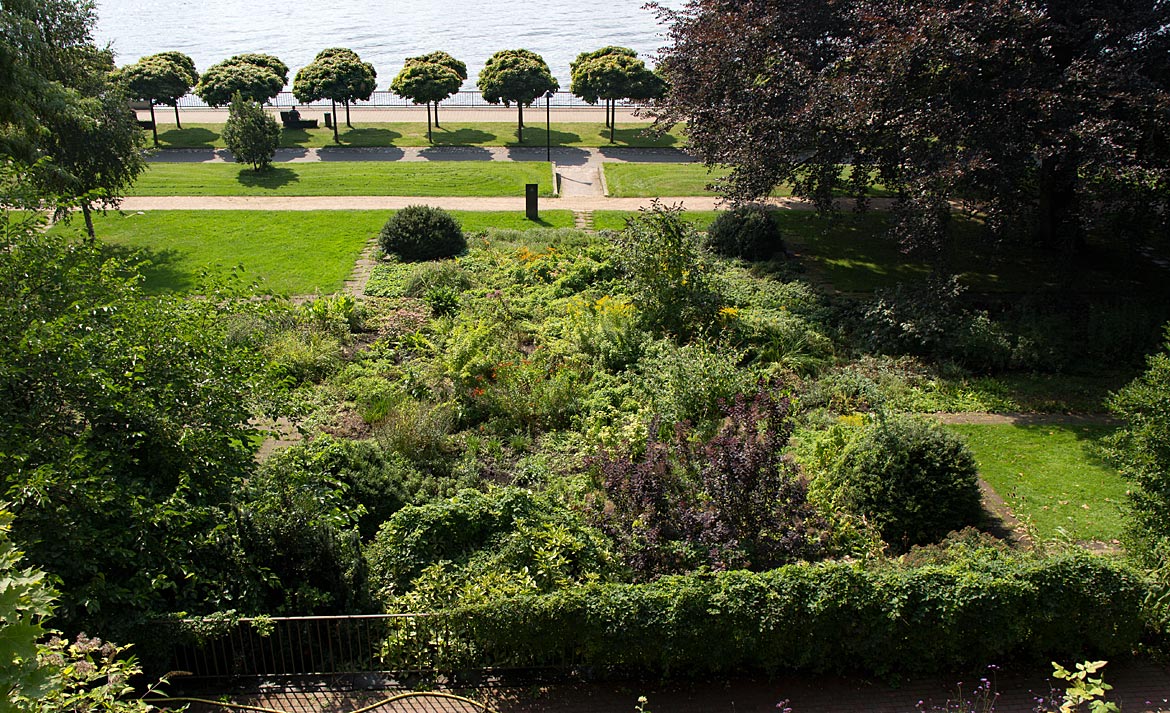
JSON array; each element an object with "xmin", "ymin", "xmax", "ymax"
[{"xmin": 115, "ymin": 195, "xmax": 827, "ymax": 212}]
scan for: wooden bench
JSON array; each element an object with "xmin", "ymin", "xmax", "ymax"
[{"xmin": 279, "ymin": 110, "xmax": 319, "ymax": 129}]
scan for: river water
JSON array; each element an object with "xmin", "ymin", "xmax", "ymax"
[{"xmin": 94, "ymin": 0, "xmax": 672, "ymax": 89}]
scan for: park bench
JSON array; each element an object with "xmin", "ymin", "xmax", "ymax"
[{"xmin": 279, "ymin": 110, "xmax": 319, "ymax": 130}]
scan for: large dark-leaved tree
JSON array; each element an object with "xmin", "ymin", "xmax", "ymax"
[{"xmin": 653, "ymin": 0, "xmax": 1170, "ymax": 256}]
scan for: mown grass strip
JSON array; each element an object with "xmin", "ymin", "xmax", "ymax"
[
  {"xmin": 152, "ymin": 122, "xmax": 685, "ymax": 149},
  {"xmin": 130, "ymin": 161, "xmax": 555, "ymax": 197},
  {"xmin": 948, "ymin": 423, "xmax": 1128, "ymax": 544},
  {"xmin": 60, "ymin": 210, "xmax": 573, "ymax": 294}
]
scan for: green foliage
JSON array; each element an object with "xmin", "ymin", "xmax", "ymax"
[
  {"xmin": 406, "ymin": 51, "xmax": 468, "ymax": 81},
  {"xmin": 366, "ymin": 488, "xmax": 614, "ymax": 606},
  {"xmin": 439, "ymin": 547, "xmax": 1145, "ymax": 677},
  {"xmin": 1107, "ymin": 326, "xmax": 1170, "ymax": 566},
  {"xmin": 1049, "ymin": 660, "xmax": 1119, "ymax": 713},
  {"xmin": 222, "ymin": 91, "xmax": 281, "ymax": 171},
  {"xmin": 391, "ymin": 62, "xmax": 463, "ymax": 105},
  {"xmin": 0, "ymin": 509, "xmax": 54, "ymax": 705},
  {"xmin": 615, "ymin": 203, "xmax": 721, "ymax": 340},
  {"xmin": 236, "ymin": 443, "xmax": 371, "ymax": 614},
  {"xmin": 379, "ymin": 205, "xmax": 467, "ymax": 262},
  {"xmin": 292, "ymin": 48, "xmax": 377, "ymax": 106},
  {"xmin": 809, "ymin": 415, "xmax": 983, "ymax": 551},
  {"xmin": 114, "ymin": 53, "xmax": 196, "ymax": 107},
  {"xmin": 705, "ymin": 204, "xmax": 786, "ymax": 261},
  {"xmin": 477, "ymin": 49, "xmax": 559, "ymax": 108},
  {"xmin": 570, "ymin": 47, "xmax": 663, "ymax": 104},
  {"xmin": 0, "ymin": 177, "xmax": 278, "ymax": 634},
  {"xmin": 196, "ymin": 53, "xmax": 287, "ymax": 106}
]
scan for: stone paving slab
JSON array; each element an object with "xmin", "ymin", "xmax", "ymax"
[{"xmin": 147, "ymin": 146, "xmax": 695, "ymax": 165}]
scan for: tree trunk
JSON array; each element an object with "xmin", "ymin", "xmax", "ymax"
[
  {"xmin": 426, "ymin": 102, "xmax": 432, "ymax": 143},
  {"xmin": 81, "ymin": 203, "xmax": 95, "ymax": 240},
  {"xmin": 434, "ymin": 101, "xmax": 441, "ymax": 128},
  {"xmin": 332, "ymin": 99, "xmax": 339, "ymax": 143},
  {"xmin": 1037, "ymin": 149, "xmax": 1084, "ymax": 255},
  {"xmin": 518, "ymin": 103, "xmax": 524, "ymax": 143},
  {"xmin": 609, "ymin": 101, "xmax": 616, "ymax": 143},
  {"xmin": 149, "ymin": 102, "xmax": 158, "ymax": 146},
  {"xmin": 605, "ymin": 99, "xmax": 612, "ymax": 128},
  {"xmin": 345, "ymin": 100, "xmax": 352, "ymax": 128},
  {"xmin": 173, "ymin": 102, "xmax": 182, "ymax": 129}
]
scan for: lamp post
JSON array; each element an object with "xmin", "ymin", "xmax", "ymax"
[{"xmin": 545, "ymin": 89, "xmax": 555, "ymax": 163}]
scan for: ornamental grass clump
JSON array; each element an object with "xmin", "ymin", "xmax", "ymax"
[{"xmin": 379, "ymin": 205, "xmax": 466, "ymax": 262}]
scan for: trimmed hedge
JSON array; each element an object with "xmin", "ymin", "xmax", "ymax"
[{"xmin": 436, "ymin": 549, "xmax": 1145, "ymax": 676}]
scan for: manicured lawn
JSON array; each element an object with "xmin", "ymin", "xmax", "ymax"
[
  {"xmin": 130, "ymin": 162, "xmax": 555, "ymax": 197},
  {"xmin": 603, "ymin": 164, "xmax": 894, "ymax": 198},
  {"xmin": 152, "ymin": 122, "xmax": 685, "ymax": 149},
  {"xmin": 948, "ymin": 423, "xmax": 1128, "ymax": 544},
  {"xmin": 65, "ymin": 210, "xmax": 574, "ymax": 294},
  {"xmin": 593, "ymin": 210, "xmax": 720, "ymax": 232},
  {"xmin": 604, "ymin": 163, "xmax": 731, "ymax": 197}
]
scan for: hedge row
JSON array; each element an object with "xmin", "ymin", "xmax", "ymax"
[{"xmin": 442, "ymin": 550, "xmax": 1146, "ymax": 676}]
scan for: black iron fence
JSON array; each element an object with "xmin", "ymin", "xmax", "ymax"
[
  {"xmin": 174, "ymin": 90, "xmax": 647, "ymax": 110},
  {"xmin": 166, "ymin": 613, "xmax": 579, "ymax": 689}
]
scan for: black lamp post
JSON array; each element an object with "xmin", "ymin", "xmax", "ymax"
[{"xmin": 545, "ymin": 89, "xmax": 555, "ymax": 163}]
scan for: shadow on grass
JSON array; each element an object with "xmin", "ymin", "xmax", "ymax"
[
  {"xmin": 236, "ymin": 166, "xmax": 299, "ymax": 189},
  {"xmin": 158, "ymin": 127, "xmax": 219, "ymax": 148},
  {"xmin": 602, "ymin": 126, "xmax": 678, "ymax": 147},
  {"xmin": 509, "ymin": 128, "xmax": 583, "ymax": 146},
  {"xmin": 432, "ymin": 128, "xmax": 497, "ymax": 145},
  {"xmin": 99, "ymin": 243, "xmax": 192, "ymax": 293},
  {"xmin": 339, "ymin": 128, "xmax": 404, "ymax": 146}
]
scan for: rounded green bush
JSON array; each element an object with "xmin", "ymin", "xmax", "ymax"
[
  {"xmin": 379, "ymin": 205, "xmax": 466, "ymax": 262},
  {"xmin": 818, "ymin": 415, "xmax": 982, "ymax": 550},
  {"xmin": 704, "ymin": 204, "xmax": 785, "ymax": 260}
]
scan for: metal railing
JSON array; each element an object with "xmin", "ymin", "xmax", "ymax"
[
  {"xmin": 166, "ymin": 613, "xmax": 579, "ymax": 689},
  {"xmin": 175, "ymin": 89, "xmax": 647, "ymax": 110}
]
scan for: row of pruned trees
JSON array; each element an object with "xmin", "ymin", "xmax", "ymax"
[{"xmin": 114, "ymin": 46, "xmax": 664, "ymax": 143}]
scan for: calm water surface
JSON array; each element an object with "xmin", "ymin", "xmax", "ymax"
[{"xmin": 94, "ymin": 0, "xmax": 671, "ymax": 89}]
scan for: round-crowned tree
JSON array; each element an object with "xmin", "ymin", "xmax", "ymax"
[
  {"xmin": 391, "ymin": 61, "xmax": 462, "ymax": 142},
  {"xmin": 196, "ymin": 53, "xmax": 288, "ymax": 106},
  {"xmin": 379, "ymin": 205, "xmax": 466, "ymax": 262},
  {"xmin": 477, "ymin": 49, "xmax": 558, "ymax": 142},
  {"xmin": 814, "ymin": 414, "xmax": 983, "ymax": 551},
  {"xmin": 403, "ymin": 51, "xmax": 467, "ymax": 127},
  {"xmin": 704, "ymin": 204, "xmax": 785, "ymax": 260},
  {"xmin": 293, "ymin": 47, "xmax": 377, "ymax": 141}
]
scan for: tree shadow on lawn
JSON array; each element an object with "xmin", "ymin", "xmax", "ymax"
[
  {"xmin": 99, "ymin": 243, "xmax": 193, "ymax": 293},
  {"xmin": 432, "ymin": 128, "xmax": 497, "ymax": 145},
  {"xmin": 601, "ymin": 126, "xmax": 678, "ymax": 147},
  {"xmin": 509, "ymin": 127, "xmax": 582, "ymax": 146},
  {"xmin": 236, "ymin": 166, "xmax": 299, "ymax": 190},
  {"xmin": 157, "ymin": 127, "xmax": 219, "ymax": 148},
  {"xmin": 338, "ymin": 128, "xmax": 403, "ymax": 146}
]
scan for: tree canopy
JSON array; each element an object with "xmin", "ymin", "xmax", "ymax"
[
  {"xmin": 113, "ymin": 51, "xmax": 198, "ymax": 141},
  {"xmin": 654, "ymin": 0, "xmax": 1170, "ymax": 253},
  {"xmin": 571, "ymin": 46, "xmax": 665, "ymax": 140},
  {"xmin": 477, "ymin": 49, "xmax": 559, "ymax": 141},
  {"xmin": 196, "ymin": 53, "xmax": 288, "ymax": 106},
  {"xmin": 292, "ymin": 47, "xmax": 377, "ymax": 138},
  {"xmin": 406, "ymin": 50, "xmax": 467, "ymax": 82},
  {"xmin": 223, "ymin": 91, "xmax": 281, "ymax": 171},
  {"xmin": 391, "ymin": 55, "xmax": 464, "ymax": 141}
]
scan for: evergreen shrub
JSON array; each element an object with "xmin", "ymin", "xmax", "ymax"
[
  {"xmin": 379, "ymin": 205, "xmax": 466, "ymax": 262},
  {"xmin": 705, "ymin": 204, "xmax": 785, "ymax": 260}
]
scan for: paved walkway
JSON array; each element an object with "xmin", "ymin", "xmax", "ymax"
[
  {"xmin": 148, "ymin": 146, "xmax": 694, "ymax": 166},
  {"xmin": 173, "ymin": 658, "xmax": 1170, "ymax": 713},
  {"xmin": 117, "ymin": 195, "xmax": 742, "ymax": 212}
]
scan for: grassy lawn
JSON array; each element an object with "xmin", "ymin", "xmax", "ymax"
[
  {"xmin": 603, "ymin": 164, "xmax": 894, "ymax": 198},
  {"xmin": 948, "ymin": 423, "xmax": 1128, "ymax": 544},
  {"xmin": 130, "ymin": 162, "xmax": 554, "ymax": 197},
  {"xmin": 593, "ymin": 209, "xmax": 720, "ymax": 232},
  {"xmin": 151, "ymin": 122, "xmax": 685, "ymax": 149},
  {"xmin": 63, "ymin": 210, "xmax": 573, "ymax": 294}
]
